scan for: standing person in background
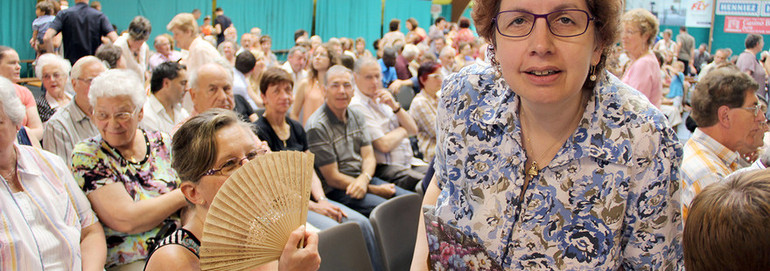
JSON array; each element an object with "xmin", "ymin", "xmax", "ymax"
[
  {"xmin": 148, "ymin": 34, "xmax": 182, "ymax": 71},
  {"xmin": 30, "ymin": 1, "xmax": 57, "ymax": 56},
  {"xmin": 621, "ymin": 9, "xmax": 663, "ymax": 108},
  {"xmin": 453, "ymin": 17, "xmax": 475, "ymax": 48},
  {"xmin": 676, "ymin": 26, "xmax": 695, "ymax": 75},
  {"xmin": 44, "ymin": 0, "xmax": 118, "ymax": 64},
  {"xmin": 405, "ymin": 18, "xmax": 427, "ymax": 45},
  {"xmin": 212, "ymin": 7, "xmax": 232, "ymax": 46},
  {"xmin": 653, "ymin": 29, "xmax": 677, "ymax": 65},
  {"xmin": 691, "ymin": 43, "xmax": 711, "ymax": 74},
  {"xmin": 114, "ymin": 16, "xmax": 152, "ymax": 83},
  {"xmin": 380, "ymin": 19, "xmax": 406, "ymax": 52},
  {"xmin": 737, "ymin": 34, "xmax": 767, "ymax": 102}
]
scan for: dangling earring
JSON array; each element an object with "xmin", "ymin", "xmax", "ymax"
[
  {"xmin": 487, "ymin": 44, "xmax": 502, "ymax": 78},
  {"xmin": 589, "ymin": 65, "xmax": 597, "ymax": 81}
]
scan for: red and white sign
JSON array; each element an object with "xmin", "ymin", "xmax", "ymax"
[{"xmin": 724, "ymin": 16, "xmax": 770, "ymax": 34}]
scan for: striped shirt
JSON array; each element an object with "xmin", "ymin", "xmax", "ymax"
[
  {"xmin": 42, "ymin": 100, "xmax": 99, "ymax": 166},
  {"xmin": 0, "ymin": 144, "xmax": 98, "ymax": 270},
  {"xmin": 409, "ymin": 92, "xmax": 438, "ymax": 161},
  {"xmin": 681, "ymin": 128, "xmax": 747, "ymax": 218}
]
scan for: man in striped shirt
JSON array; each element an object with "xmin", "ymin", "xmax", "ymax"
[
  {"xmin": 681, "ymin": 67, "xmax": 767, "ymax": 219},
  {"xmin": 42, "ymin": 56, "xmax": 107, "ymax": 166}
]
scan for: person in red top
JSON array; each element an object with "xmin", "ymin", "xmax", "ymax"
[{"xmin": 0, "ymin": 46, "xmax": 44, "ymax": 140}]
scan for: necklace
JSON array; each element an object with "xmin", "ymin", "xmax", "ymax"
[
  {"xmin": 520, "ymin": 92, "xmax": 588, "ymax": 179},
  {"xmin": 106, "ymin": 129, "xmax": 151, "ymax": 165}
]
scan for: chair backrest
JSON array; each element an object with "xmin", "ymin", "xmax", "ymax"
[
  {"xmin": 317, "ymin": 222, "xmax": 374, "ymax": 271},
  {"xmin": 369, "ymin": 193, "xmax": 422, "ymax": 271},
  {"xmin": 395, "ymin": 85, "xmax": 416, "ymax": 110}
]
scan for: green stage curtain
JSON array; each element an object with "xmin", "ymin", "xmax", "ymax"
[
  {"xmin": 315, "ymin": 0, "xmax": 382, "ymax": 53},
  {"xmin": 1, "ymin": 0, "xmax": 36, "ymax": 66},
  {"xmin": 218, "ymin": 0, "xmax": 313, "ymax": 51}
]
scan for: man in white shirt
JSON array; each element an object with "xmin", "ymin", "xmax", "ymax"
[
  {"xmin": 349, "ymin": 57, "xmax": 427, "ymax": 191},
  {"xmin": 141, "ymin": 62, "xmax": 190, "ymax": 134},
  {"xmin": 282, "ymin": 46, "xmax": 308, "ymax": 91}
]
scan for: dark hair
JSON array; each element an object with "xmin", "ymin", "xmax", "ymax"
[
  {"xmin": 473, "ymin": 0, "xmax": 621, "ymax": 89},
  {"xmin": 215, "ymin": 7, "xmax": 223, "ymax": 12},
  {"xmin": 259, "ymin": 67, "xmax": 293, "ymax": 95},
  {"xmin": 36, "ymin": 1, "xmax": 54, "ymax": 15},
  {"xmin": 458, "ymin": 17, "xmax": 471, "ymax": 28},
  {"xmin": 745, "ymin": 34, "xmax": 763, "ymax": 49},
  {"xmin": 435, "ymin": 17, "xmax": 446, "ymax": 25},
  {"xmin": 373, "ymin": 39, "xmax": 381, "ymax": 50},
  {"xmin": 683, "ymin": 169, "xmax": 770, "ymax": 271},
  {"xmin": 382, "ymin": 47, "xmax": 397, "ymax": 68},
  {"xmin": 406, "ymin": 18, "xmax": 419, "ymax": 29},
  {"xmin": 128, "ymin": 16, "xmax": 152, "ymax": 41},
  {"xmin": 260, "ymin": 35, "xmax": 272, "ymax": 44},
  {"xmin": 691, "ymin": 67, "xmax": 759, "ymax": 127},
  {"xmin": 234, "ymin": 50, "xmax": 257, "ymax": 75},
  {"xmin": 294, "ymin": 29, "xmax": 308, "ymax": 42},
  {"xmin": 389, "ymin": 19, "xmax": 400, "ymax": 32},
  {"xmin": 418, "ymin": 61, "xmax": 441, "ymax": 86},
  {"xmin": 150, "ymin": 62, "xmax": 186, "ymax": 94},
  {"xmin": 172, "ymin": 109, "xmax": 244, "ymax": 184},
  {"xmin": 95, "ymin": 44, "xmax": 122, "ymax": 69},
  {"xmin": 337, "ymin": 54, "xmax": 355, "ymax": 70},
  {"xmin": 680, "ymin": 25, "xmax": 687, "ymax": 32}
]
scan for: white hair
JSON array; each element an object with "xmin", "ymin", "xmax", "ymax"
[
  {"xmin": 71, "ymin": 56, "xmax": 107, "ymax": 80},
  {"xmin": 35, "ymin": 53, "xmax": 72, "ymax": 80},
  {"xmin": 0, "ymin": 77, "xmax": 26, "ymax": 126},
  {"xmin": 88, "ymin": 69, "xmax": 146, "ymax": 110},
  {"xmin": 325, "ymin": 65, "xmax": 354, "ymax": 87},
  {"xmin": 402, "ymin": 44, "xmax": 419, "ymax": 60},
  {"xmin": 439, "ymin": 46, "xmax": 456, "ymax": 58}
]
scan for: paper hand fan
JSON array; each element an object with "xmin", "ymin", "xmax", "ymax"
[{"xmin": 200, "ymin": 151, "xmax": 314, "ymax": 271}]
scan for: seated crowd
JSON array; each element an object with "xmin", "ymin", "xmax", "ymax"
[{"xmin": 4, "ymin": 1, "xmax": 770, "ymax": 270}]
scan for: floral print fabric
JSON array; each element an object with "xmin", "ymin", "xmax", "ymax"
[
  {"xmin": 429, "ymin": 64, "xmax": 684, "ymax": 270},
  {"xmin": 72, "ymin": 130, "xmax": 181, "ymax": 267}
]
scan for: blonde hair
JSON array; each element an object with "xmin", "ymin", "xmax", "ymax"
[
  {"xmin": 166, "ymin": 13, "xmax": 198, "ymax": 35},
  {"xmin": 621, "ymin": 8, "xmax": 659, "ymax": 47}
]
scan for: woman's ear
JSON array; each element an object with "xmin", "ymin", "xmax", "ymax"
[{"xmin": 180, "ymin": 181, "xmax": 203, "ymax": 205}]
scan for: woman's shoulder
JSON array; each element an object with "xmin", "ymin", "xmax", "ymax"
[
  {"xmin": 71, "ymin": 135, "xmax": 103, "ymax": 156},
  {"xmin": 145, "ymin": 244, "xmax": 199, "ymax": 270}
]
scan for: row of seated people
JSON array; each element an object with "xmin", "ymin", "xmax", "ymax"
[{"xmin": 0, "ymin": 46, "xmax": 440, "ymax": 269}]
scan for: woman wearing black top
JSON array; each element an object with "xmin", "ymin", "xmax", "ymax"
[{"xmin": 254, "ymin": 67, "xmax": 384, "ymax": 269}]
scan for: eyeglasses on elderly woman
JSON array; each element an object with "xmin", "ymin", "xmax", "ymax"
[
  {"xmin": 493, "ymin": 9, "xmax": 595, "ymax": 38},
  {"xmin": 202, "ymin": 149, "xmax": 266, "ymax": 177}
]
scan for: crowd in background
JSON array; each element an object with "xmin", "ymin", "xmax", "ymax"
[{"xmin": 3, "ymin": 0, "xmax": 770, "ymax": 270}]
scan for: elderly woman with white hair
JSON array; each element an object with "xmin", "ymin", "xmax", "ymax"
[
  {"xmin": 71, "ymin": 69, "xmax": 186, "ymax": 270},
  {"xmin": 0, "ymin": 76, "xmax": 107, "ymax": 270},
  {"xmin": 35, "ymin": 53, "xmax": 73, "ymax": 123}
]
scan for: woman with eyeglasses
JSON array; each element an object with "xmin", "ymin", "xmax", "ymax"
[
  {"xmin": 144, "ymin": 108, "xmax": 320, "ymax": 271},
  {"xmin": 412, "ymin": 0, "xmax": 683, "ymax": 269},
  {"xmin": 35, "ymin": 53, "xmax": 72, "ymax": 123},
  {"xmin": 620, "ymin": 9, "xmax": 664, "ymax": 108},
  {"xmin": 409, "ymin": 61, "xmax": 442, "ymax": 162},
  {"xmin": 71, "ymin": 69, "xmax": 187, "ymax": 271}
]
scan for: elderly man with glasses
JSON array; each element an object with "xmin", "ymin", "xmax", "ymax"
[{"xmin": 682, "ymin": 67, "xmax": 769, "ymax": 220}]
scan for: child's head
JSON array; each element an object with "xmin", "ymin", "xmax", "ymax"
[
  {"xmin": 36, "ymin": 1, "xmax": 54, "ymax": 16},
  {"xmin": 683, "ymin": 169, "xmax": 770, "ymax": 271},
  {"xmin": 673, "ymin": 61, "xmax": 685, "ymax": 73}
]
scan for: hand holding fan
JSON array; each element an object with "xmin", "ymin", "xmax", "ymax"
[{"xmin": 200, "ymin": 151, "xmax": 314, "ymax": 271}]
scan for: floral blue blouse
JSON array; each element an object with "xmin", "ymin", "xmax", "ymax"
[{"xmin": 429, "ymin": 64, "xmax": 684, "ymax": 270}]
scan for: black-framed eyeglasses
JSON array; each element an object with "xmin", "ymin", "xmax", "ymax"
[
  {"xmin": 202, "ymin": 150, "xmax": 262, "ymax": 177},
  {"xmin": 493, "ymin": 9, "xmax": 595, "ymax": 38}
]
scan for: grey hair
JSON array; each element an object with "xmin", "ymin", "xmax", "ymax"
[
  {"xmin": 88, "ymin": 69, "xmax": 146, "ymax": 111},
  {"xmin": 439, "ymin": 46, "xmax": 456, "ymax": 58},
  {"xmin": 0, "ymin": 77, "xmax": 26, "ymax": 126},
  {"xmin": 353, "ymin": 56, "xmax": 379, "ymax": 73},
  {"xmin": 325, "ymin": 65, "xmax": 354, "ymax": 86},
  {"xmin": 288, "ymin": 46, "xmax": 306, "ymax": 57},
  {"xmin": 71, "ymin": 56, "xmax": 107, "ymax": 80},
  {"xmin": 35, "ymin": 53, "xmax": 72, "ymax": 80},
  {"xmin": 189, "ymin": 61, "xmax": 233, "ymax": 93},
  {"xmin": 402, "ymin": 44, "xmax": 419, "ymax": 60}
]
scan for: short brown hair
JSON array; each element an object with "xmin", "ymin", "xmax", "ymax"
[
  {"xmin": 684, "ymin": 169, "xmax": 770, "ymax": 271},
  {"xmin": 690, "ymin": 67, "xmax": 759, "ymax": 127},
  {"xmin": 472, "ymin": 0, "xmax": 621, "ymax": 84},
  {"xmin": 36, "ymin": 1, "xmax": 54, "ymax": 15},
  {"xmin": 259, "ymin": 67, "xmax": 293, "ymax": 95},
  {"xmin": 621, "ymin": 8, "xmax": 659, "ymax": 47},
  {"xmin": 172, "ymin": 109, "xmax": 252, "ymax": 183},
  {"xmin": 128, "ymin": 16, "xmax": 152, "ymax": 41}
]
